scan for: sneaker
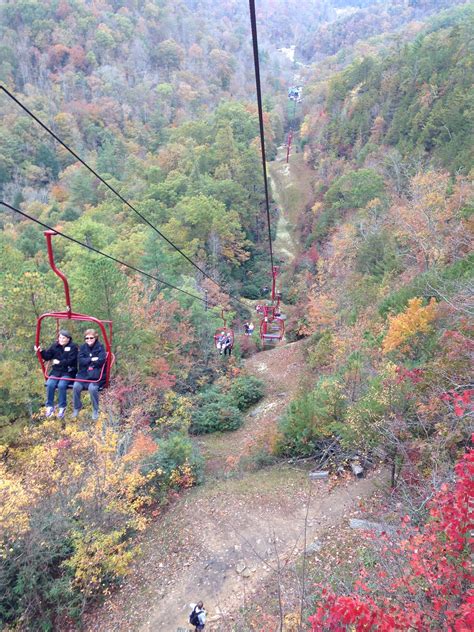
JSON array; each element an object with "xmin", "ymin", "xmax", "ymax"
[
  {"xmin": 45, "ymin": 406, "xmax": 54, "ymax": 417},
  {"xmin": 91, "ymin": 410, "xmax": 99, "ymax": 421},
  {"xmin": 72, "ymin": 409, "xmax": 80, "ymax": 418},
  {"xmin": 57, "ymin": 407, "xmax": 66, "ymax": 419}
]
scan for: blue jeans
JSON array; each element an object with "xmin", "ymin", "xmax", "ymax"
[
  {"xmin": 73, "ymin": 381, "xmax": 100, "ymax": 413},
  {"xmin": 46, "ymin": 377, "xmax": 70, "ymax": 408}
]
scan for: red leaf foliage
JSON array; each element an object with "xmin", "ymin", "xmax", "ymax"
[{"xmin": 310, "ymin": 446, "xmax": 474, "ymax": 631}]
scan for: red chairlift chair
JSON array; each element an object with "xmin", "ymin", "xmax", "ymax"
[
  {"xmin": 256, "ymin": 266, "xmax": 285, "ymax": 345},
  {"xmin": 213, "ymin": 309, "xmax": 234, "ymax": 352},
  {"xmin": 35, "ymin": 230, "xmax": 115, "ymax": 388}
]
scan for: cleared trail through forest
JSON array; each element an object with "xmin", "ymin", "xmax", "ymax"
[
  {"xmin": 81, "ymin": 144, "xmax": 380, "ymax": 632},
  {"xmin": 268, "ymin": 144, "xmax": 315, "ymax": 264},
  {"xmin": 82, "ymin": 341, "xmax": 380, "ymax": 632}
]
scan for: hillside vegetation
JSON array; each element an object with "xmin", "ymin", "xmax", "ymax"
[
  {"xmin": 0, "ymin": 0, "xmax": 472, "ymax": 630},
  {"xmin": 264, "ymin": 7, "xmax": 472, "ymax": 628}
]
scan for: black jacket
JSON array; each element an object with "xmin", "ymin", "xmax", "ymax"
[
  {"xmin": 41, "ymin": 341, "xmax": 78, "ymax": 378},
  {"xmin": 76, "ymin": 340, "xmax": 107, "ymax": 385}
]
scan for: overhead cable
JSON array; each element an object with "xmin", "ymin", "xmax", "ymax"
[
  {"xmin": 0, "ymin": 85, "xmax": 246, "ymax": 307},
  {"xmin": 1, "ymin": 200, "xmax": 219, "ymax": 308},
  {"xmin": 248, "ymin": 0, "xmax": 274, "ymax": 272}
]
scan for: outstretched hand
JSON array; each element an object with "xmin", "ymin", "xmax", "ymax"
[{"xmin": 34, "ymin": 345, "xmax": 42, "ymax": 352}]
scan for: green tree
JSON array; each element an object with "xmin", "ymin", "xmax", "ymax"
[
  {"xmin": 324, "ymin": 169, "xmax": 385, "ymax": 210},
  {"xmin": 155, "ymin": 39, "xmax": 184, "ymax": 76}
]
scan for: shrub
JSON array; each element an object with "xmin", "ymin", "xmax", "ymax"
[
  {"xmin": 275, "ymin": 379, "xmax": 346, "ymax": 457},
  {"xmin": 344, "ymin": 368, "xmax": 416, "ymax": 452},
  {"xmin": 382, "ymin": 297, "xmax": 439, "ymax": 362},
  {"xmin": 310, "ymin": 448, "xmax": 473, "ymax": 631},
  {"xmin": 378, "ymin": 255, "xmax": 474, "ymax": 318},
  {"xmin": 0, "ymin": 419, "xmax": 155, "ymax": 630},
  {"xmin": 195, "ymin": 384, "xmax": 222, "ymax": 407},
  {"xmin": 228, "ymin": 375, "xmax": 264, "ymax": 411},
  {"xmin": 189, "ymin": 375, "xmax": 264, "ymax": 435},
  {"xmin": 237, "ymin": 335, "xmax": 259, "ymax": 358},
  {"xmin": 245, "ymin": 449, "xmax": 279, "ymax": 470},
  {"xmin": 0, "ymin": 518, "xmax": 80, "ymax": 630},
  {"xmin": 355, "ymin": 231, "xmax": 401, "ymax": 278},
  {"xmin": 312, "ymin": 206, "xmax": 342, "ymax": 241},
  {"xmin": 240, "ymin": 283, "xmax": 261, "ymax": 299},
  {"xmin": 324, "ymin": 169, "xmax": 385, "ymax": 211},
  {"xmin": 344, "ymin": 274, "xmax": 380, "ymax": 319},
  {"xmin": 305, "ymin": 331, "xmax": 334, "ymax": 370},
  {"xmin": 190, "ymin": 400, "xmax": 242, "ymax": 434},
  {"xmin": 142, "ymin": 433, "xmax": 203, "ymax": 495}
]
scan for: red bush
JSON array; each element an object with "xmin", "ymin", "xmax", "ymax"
[{"xmin": 310, "ymin": 445, "xmax": 474, "ymax": 631}]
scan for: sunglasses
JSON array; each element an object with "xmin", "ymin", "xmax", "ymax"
[{"xmin": 85, "ymin": 336, "xmax": 96, "ymax": 340}]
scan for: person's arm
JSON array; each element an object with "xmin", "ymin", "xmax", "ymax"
[
  {"xmin": 90, "ymin": 344, "xmax": 106, "ymax": 368},
  {"xmin": 198, "ymin": 610, "xmax": 206, "ymax": 625},
  {"xmin": 40, "ymin": 344, "xmax": 55, "ymax": 361},
  {"xmin": 66, "ymin": 344, "xmax": 78, "ymax": 372},
  {"xmin": 78, "ymin": 345, "xmax": 91, "ymax": 370}
]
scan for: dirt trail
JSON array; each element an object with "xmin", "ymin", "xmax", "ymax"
[
  {"xmin": 202, "ymin": 341, "xmax": 304, "ymax": 475},
  {"xmin": 81, "ymin": 145, "xmax": 380, "ymax": 632},
  {"xmin": 82, "ymin": 341, "xmax": 381, "ymax": 632}
]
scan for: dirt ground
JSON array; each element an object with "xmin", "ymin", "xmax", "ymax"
[{"xmin": 81, "ymin": 340, "xmax": 382, "ymax": 632}]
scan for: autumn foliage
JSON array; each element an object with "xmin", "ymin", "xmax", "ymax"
[
  {"xmin": 310, "ymin": 446, "xmax": 474, "ymax": 631},
  {"xmin": 382, "ymin": 297, "xmax": 438, "ymax": 354}
]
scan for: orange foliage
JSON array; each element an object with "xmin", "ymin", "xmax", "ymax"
[
  {"xmin": 124, "ymin": 431, "xmax": 157, "ymax": 463},
  {"xmin": 392, "ymin": 172, "xmax": 471, "ymax": 270},
  {"xmin": 302, "ymin": 290, "xmax": 337, "ymax": 336},
  {"xmin": 382, "ymin": 297, "xmax": 438, "ymax": 354},
  {"xmin": 48, "ymin": 44, "xmax": 70, "ymax": 70},
  {"xmin": 51, "ymin": 184, "xmax": 69, "ymax": 202}
]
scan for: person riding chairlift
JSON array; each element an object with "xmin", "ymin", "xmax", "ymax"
[
  {"xmin": 223, "ymin": 333, "xmax": 233, "ymax": 357},
  {"xmin": 217, "ymin": 332, "xmax": 226, "ymax": 354},
  {"xmin": 72, "ymin": 328, "xmax": 106, "ymax": 420},
  {"xmin": 34, "ymin": 328, "xmax": 78, "ymax": 418}
]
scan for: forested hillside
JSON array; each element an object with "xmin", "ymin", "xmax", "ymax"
[
  {"xmin": 0, "ymin": 0, "xmax": 472, "ymax": 629},
  {"xmin": 266, "ymin": 4, "xmax": 472, "ymax": 628}
]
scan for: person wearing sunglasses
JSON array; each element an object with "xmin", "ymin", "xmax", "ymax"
[
  {"xmin": 34, "ymin": 329, "xmax": 78, "ymax": 418},
  {"xmin": 72, "ymin": 329, "xmax": 107, "ymax": 420}
]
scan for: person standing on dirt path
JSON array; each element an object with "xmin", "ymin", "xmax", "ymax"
[{"xmin": 189, "ymin": 601, "xmax": 206, "ymax": 630}]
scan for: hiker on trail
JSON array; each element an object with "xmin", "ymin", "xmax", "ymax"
[
  {"xmin": 248, "ymin": 321, "xmax": 254, "ymax": 335},
  {"xmin": 189, "ymin": 601, "xmax": 206, "ymax": 630},
  {"xmin": 244, "ymin": 321, "xmax": 250, "ymax": 335}
]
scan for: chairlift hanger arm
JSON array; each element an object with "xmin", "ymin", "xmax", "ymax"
[{"xmin": 44, "ymin": 230, "xmax": 72, "ymax": 314}]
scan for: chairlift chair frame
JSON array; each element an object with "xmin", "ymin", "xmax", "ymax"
[
  {"xmin": 256, "ymin": 266, "xmax": 285, "ymax": 345},
  {"xmin": 35, "ymin": 230, "xmax": 115, "ymax": 388},
  {"xmin": 213, "ymin": 309, "xmax": 234, "ymax": 350}
]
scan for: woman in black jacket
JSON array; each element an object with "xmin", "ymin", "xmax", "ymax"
[
  {"xmin": 72, "ymin": 328, "xmax": 107, "ymax": 420},
  {"xmin": 35, "ymin": 329, "xmax": 78, "ymax": 418}
]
